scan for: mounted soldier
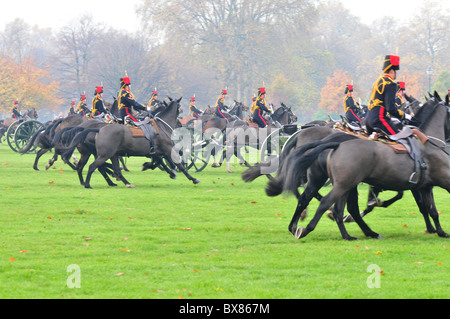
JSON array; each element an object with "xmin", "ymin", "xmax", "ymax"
[
  {"xmin": 117, "ymin": 75, "xmax": 146, "ymax": 123},
  {"xmin": 11, "ymin": 100, "xmax": 22, "ymax": 120},
  {"xmin": 251, "ymin": 87, "xmax": 271, "ymax": 128},
  {"xmin": 76, "ymin": 94, "xmax": 91, "ymax": 117},
  {"xmin": 68, "ymin": 101, "xmax": 76, "ymax": 116},
  {"xmin": 91, "ymin": 85, "xmax": 107, "ymax": 117},
  {"xmin": 343, "ymin": 84, "xmax": 362, "ymax": 124},
  {"xmin": 214, "ymin": 89, "xmax": 229, "ymax": 119},
  {"xmin": 188, "ymin": 95, "xmax": 202, "ymax": 119},
  {"xmin": 147, "ymin": 89, "xmax": 159, "ymax": 111},
  {"xmin": 395, "ymin": 81, "xmax": 406, "ymax": 109},
  {"xmin": 365, "ymin": 55, "xmax": 411, "ymax": 136}
]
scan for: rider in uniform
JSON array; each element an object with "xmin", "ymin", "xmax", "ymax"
[
  {"xmin": 68, "ymin": 101, "xmax": 76, "ymax": 116},
  {"xmin": 251, "ymin": 87, "xmax": 271, "ymax": 128},
  {"xmin": 343, "ymin": 84, "xmax": 362, "ymax": 124},
  {"xmin": 395, "ymin": 81, "xmax": 406, "ymax": 109},
  {"xmin": 91, "ymin": 85, "xmax": 107, "ymax": 117},
  {"xmin": 76, "ymin": 94, "xmax": 91, "ymax": 117},
  {"xmin": 188, "ymin": 95, "xmax": 202, "ymax": 118},
  {"xmin": 11, "ymin": 100, "xmax": 22, "ymax": 119},
  {"xmin": 147, "ymin": 89, "xmax": 159, "ymax": 111},
  {"xmin": 365, "ymin": 55, "xmax": 411, "ymax": 136},
  {"xmin": 214, "ymin": 89, "xmax": 229, "ymax": 119},
  {"xmin": 118, "ymin": 76, "xmax": 146, "ymax": 123}
]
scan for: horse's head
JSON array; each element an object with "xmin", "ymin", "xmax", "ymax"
[{"xmin": 279, "ymin": 103, "xmax": 297, "ymax": 124}]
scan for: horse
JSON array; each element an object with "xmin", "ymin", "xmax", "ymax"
[
  {"xmin": 212, "ymin": 103, "xmax": 297, "ymax": 172},
  {"xmin": 19, "ymin": 114, "xmax": 88, "ymax": 170},
  {"xmin": 272, "ymin": 92, "xmax": 449, "ymax": 240},
  {"xmin": 80, "ymin": 97, "xmax": 200, "ymax": 188},
  {"xmin": 200, "ymin": 101, "xmax": 249, "ymax": 133}
]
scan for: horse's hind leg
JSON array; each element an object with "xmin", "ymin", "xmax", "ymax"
[
  {"xmin": 411, "ymin": 189, "xmax": 436, "ymax": 234},
  {"xmin": 419, "ymin": 188, "xmax": 449, "ymax": 238},
  {"xmin": 330, "ymin": 193, "xmax": 359, "ymax": 241},
  {"xmin": 296, "ymin": 186, "xmax": 348, "ymax": 239},
  {"xmin": 345, "ymin": 187, "xmax": 381, "ymax": 239},
  {"xmin": 110, "ymin": 156, "xmax": 135, "ymax": 188},
  {"xmin": 33, "ymin": 148, "xmax": 49, "ymax": 171}
]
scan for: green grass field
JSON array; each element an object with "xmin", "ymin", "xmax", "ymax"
[{"xmin": 0, "ymin": 143, "xmax": 448, "ymax": 299}]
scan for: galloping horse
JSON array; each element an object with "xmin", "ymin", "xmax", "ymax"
[
  {"xmin": 80, "ymin": 98, "xmax": 200, "ymax": 188},
  {"xmin": 271, "ymin": 93, "xmax": 449, "ymax": 240},
  {"xmin": 213, "ymin": 103, "xmax": 297, "ymax": 172}
]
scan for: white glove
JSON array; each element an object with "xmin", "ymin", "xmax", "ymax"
[{"xmin": 404, "ymin": 114, "xmax": 412, "ymax": 121}]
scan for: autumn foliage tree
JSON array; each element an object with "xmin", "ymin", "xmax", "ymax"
[
  {"xmin": 318, "ymin": 69, "xmax": 355, "ymax": 118},
  {"xmin": 0, "ymin": 55, "xmax": 61, "ymax": 115}
]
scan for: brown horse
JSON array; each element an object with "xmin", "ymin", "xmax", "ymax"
[
  {"xmin": 80, "ymin": 98, "xmax": 200, "ymax": 188},
  {"xmin": 274, "ymin": 93, "xmax": 449, "ymax": 240}
]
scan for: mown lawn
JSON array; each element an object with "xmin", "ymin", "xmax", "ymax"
[{"xmin": 0, "ymin": 144, "xmax": 448, "ymax": 299}]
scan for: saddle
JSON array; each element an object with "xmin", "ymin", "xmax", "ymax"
[
  {"xmin": 334, "ymin": 123, "xmax": 429, "ymax": 184},
  {"xmin": 127, "ymin": 117, "xmax": 160, "ymax": 154}
]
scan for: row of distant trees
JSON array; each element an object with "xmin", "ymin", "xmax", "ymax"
[{"xmin": 0, "ymin": 0, "xmax": 448, "ymax": 122}]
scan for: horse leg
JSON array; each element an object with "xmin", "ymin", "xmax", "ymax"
[
  {"xmin": 330, "ymin": 193, "xmax": 359, "ymax": 241},
  {"xmin": 417, "ymin": 188, "xmax": 449, "ymax": 238},
  {"xmin": 110, "ymin": 156, "xmax": 135, "ymax": 188},
  {"xmin": 76, "ymin": 153, "xmax": 91, "ymax": 186},
  {"xmin": 289, "ymin": 184, "xmax": 320, "ymax": 236},
  {"xmin": 98, "ymin": 163, "xmax": 118, "ymax": 187},
  {"xmin": 45, "ymin": 153, "xmax": 58, "ymax": 170},
  {"xmin": 33, "ymin": 148, "xmax": 49, "ymax": 171},
  {"xmin": 296, "ymin": 186, "xmax": 347, "ymax": 239},
  {"xmin": 411, "ymin": 189, "xmax": 436, "ymax": 234},
  {"xmin": 345, "ymin": 187, "xmax": 381, "ymax": 239}
]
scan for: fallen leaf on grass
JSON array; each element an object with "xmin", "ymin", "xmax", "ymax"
[
  {"xmin": 119, "ymin": 248, "xmax": 131, "ymax": 252},
  {"xmin": 180, "ymin": 227, "xmax": 192, "ymax": 231},
  {"xmin": 376, "ymin": 251, "xmax": 383, "ymax": 255},
  {"xmin": 9, "ymin": 257, "xmax": 15, "ymax": 261},
  {"xmin": 414, "ymin": 261, "xmax": 423, "ymax": 264},
  {"xmin": 48, "ymin": 181, "xmax": 54, "ymax": 184},
  {"xmin": 18, "ymin": 250, "xmax": 28, "ymax": 253},
  {"xmin": 115, "ymin": 272, "xmax": 125, "ymax": 276}
]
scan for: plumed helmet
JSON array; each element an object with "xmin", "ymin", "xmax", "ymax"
[
  {"xmin": 95, "ymin": 86, "xmax": 103, "ymax": 94},
  {"xmin": 344, "ymin": 84, "xmax": 353, "ymax": 95},
  {"xmin": 222, "ymin": 89, "xmax": 227, "ymax": 95},
  {"xmin": 80, "ymin": 94, "xmax": 86, "ymax": 100},
  {"xmin": 382, "ymin": 55, "xmax": 400, "ymax": 73},
  {"xmin": 258, "ymin": 87, "xmax": 266, "ymax": 95},
  {"xmin": 120, "ymin": 77, "xmax": 131, "ymax": 87}
]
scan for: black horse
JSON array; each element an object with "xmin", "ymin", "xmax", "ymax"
[{"xmin": 270, "ymin": 93, "xmax": 449, "ymax": 240}]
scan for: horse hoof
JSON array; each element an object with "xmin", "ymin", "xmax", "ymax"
[
  {"xmin": 295, "ymin": 227, "xmax": 304, "ymax": 239},
  {"xmin": 193, "ymin": 179, "xmax": 200, "ymax": 184},
  {"xmin": 211, "ymin": 163, "xmax": 220, "ymax": 168},
  {"xmin": 45, "ymin": 165, "xmax": 50, "ymax": 170},
  {"xmin": 227, "ymin": 170, "xmax": 234, "ymax": 173},
  {"xmin": 126, "ymin": 184, "xmax": 136, "ymax": 188}
]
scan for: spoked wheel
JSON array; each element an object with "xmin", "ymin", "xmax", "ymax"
[
  {"xmin": 180, "ymin": 128, "xmax": 212, "ymax": 172},
  {"xmin": 14, "ymin": 120, "xmax": 45, "ymax": 153},
  {"xmin": 6, "ymin": 120, "xmax": 22, "ymax": 152},
  {"xmin": 259, "ymin": 128, "xmax": 282, "ymax": 163}
]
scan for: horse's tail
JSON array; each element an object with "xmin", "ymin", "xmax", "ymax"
[
  {"xmin": 264, "ymin": 140, "xmax": 326, "ymax": 196},
  {"xmin": 59, "ymin": 128, "xmax": 100, "ymax": 160},
  {"xmin": 242, "ymin": 130, "xmax": 300, "ymax": 183},
  {"xmin": 52, "ymin": 126, "xmax": 84, "ymax": 146},
  {"xmin": 279, "ymin": 141, "xmax": 341, "ymax": 195}
]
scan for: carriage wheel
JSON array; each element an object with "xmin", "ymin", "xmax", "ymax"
[
  {"xmin": 180, "ymin": 128, "xmax": 212, "ymax": 172},
  {"xmin": 14, "ymin": 120, "xmax": 45, "ymax": 153},
  {"xmin": 6, "ymin": 120, "xmax": 21, "ymax": 152},
  {"xmin": 259, "ymin": 128, "xmax": 283, "ymax": 163}
]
